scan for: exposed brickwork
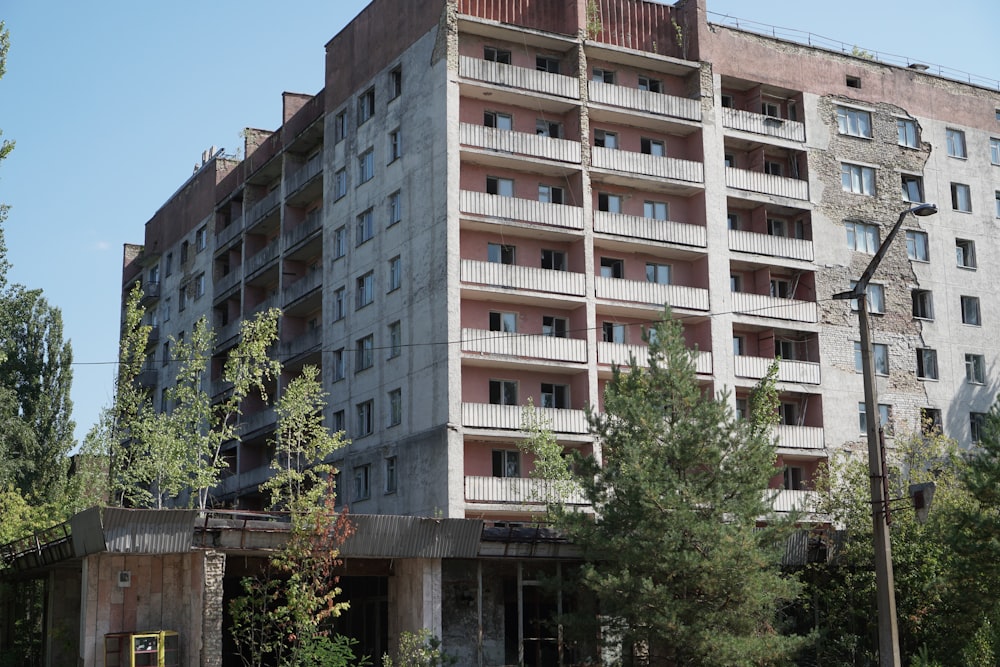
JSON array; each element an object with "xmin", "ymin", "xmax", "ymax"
[{"xmin": 201, "ymin": 551, "xmax": 226, "ymax": 667}]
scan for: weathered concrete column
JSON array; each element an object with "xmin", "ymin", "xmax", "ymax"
[{"xmin": 387, "ymin": 558, "xmax": 442, "ymax": 653}]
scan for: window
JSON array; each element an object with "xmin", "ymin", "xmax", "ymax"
[
  {"xmin": 541, "ymin": 249, "xmax": 567, "ymax": 271},
  {"xmin": 778, "ymin": 402, "xmax": 798, "ymax": 426},
  {"xmin": 356, "ymin": 209, "xmax": 374, "ymax": 245},
  {"xmin": 921, "ymin": 408, "xmax": 943, "ymax": 435},
  {"xmin": 859, "ymin": 403, "xmax": 893, "ymax": 434},
  {"xmin": 965, "ymin": 353, "xmax": 986, "ymax": 384},
  {"xmin": 489, "ymin": 379, "xmax": 518, "ymax": 405},
  {"xmin": 767, "ymin": 218, "xmax": 787, "ymax": 237},
  {"xmin": 946, "ymin": 128, "xmax": 967, "ymax": 158},
  {"xmin": 487, "ymin": 243, "xmax": 516, "ymax": 264},
  {"xmin": 842, "ymin": 163, "xmax": 875, "ymax": 195},
  {"xmin": 384, "ymin": 456, "xmax": 397, "ymax": 493},
  {"xmin": 388, "ymin": 389, "xmax": 402, "ymax": 427},
  {"xmin": 912, "ymin": 289, "xmax": 934, "ymax": 320},
  {"xmin": 486, "ymin": 176, "xmax": 514, "ymax": 197},
  {"xmin": 358, "ymin": 88, "xmax": 375, "ymax": 125},
  {"xmin": 836, "ymin": 106, "xmax": 872, "ymax": 138},
  {"xmin": 330, "ymin": 287, "xmax": 345, "ymax": 322},
  {"xmin": 388, "ymin": 256, "xmax": 401, "ymax": 291},
  {"xmin": 991, "ymin": 138, "xmax": 1000, "ymax": 165},
  {"xmin": 961, "ymin": 295, "xmax": 981, "ymax": 325},
  {"xmin": 356, "ymin": 335, "xmax": 374, "ymax": 371},
  {"xmin": 356, "ymin": 272, "xmax": 374, "ymax": 309},
  {"xmin": 905, "ymin": 230, "xmax": 929, "ymax": 261},
  {"xmin": 764, "ymin": 160, "xmax": 783, "ymax": 177},
  {"xmin": 178, "ymin": 285, "xmax": 187, "ymax": 312},
  {"xmin": 356, "ymin": 401, "xmax": 374, "ymax": 437},
  {"xmin": 783, "ymin": 466, "xmax": 804, "ymax": 491},
  {"xmin": 334, "ymin": 168, "xmax": 348, "ymax": 200},
  {"xmin": 897, "ymin": 118, "xmax": 919, "ymax": 147},
  {"xmin": 600, "ymin": 257, "xmax": 624, "ymax": 279},
  {"xmin": 602, "ymin": 322, "xmax": 625, "ymax": 343},
  {"xmin": 180, "ymin": 240, "xmax": 189, "ymax": 264},
  {"xmin": 846, "ymin": 75, "xmax": 861, "ymax": 89},
  {"xmin": 996, "ymin": 191, "xmax": 1000, "ymax": 218},
  {"xmin": 194, "ymin": 273, "xmax": 205, "ymax": 299},
  {"xmin": 770, "ymin": 278, "xmax": 791, "ymax": 299},
  {"xmin": 334, "ymin": 110, "xmax": 347, "ymax": 143},
  {"xmin": 388, "ymin": 129, "xmax": 401, "ymax": 161},
  {"xmin": 353, "ymin": 464, "xmax": 371, "ymax": 500},
  {"xmin": 389, "ymin": 66, "xmax": 402, "ymax": 99},
  {"xmin": 730, "ymin": 274, "xmax": 743, "ymax": 292},
  {"xmin": 592, "ymin": 67, "xmax": 615, "ymax": 83},
  {"xmin": 720, "ymin": 94, "xmax": 735, "ymax": 109},
  {"xmin": 334, "ymin": 227, "xmax": 347, "ymax": 259},
  {"xmin": 956, "ymin": 239, "xmax": 976, "ymax": 268},
  {"xmin": 645, "ymin": 262, "xmax": 670, "ymax": 284},
  {"xmin": 542, "ymin": 316, "xmax": 567, "ymax": 338},
  {"xmin": 727, "ymin": 213, "xmax": 740, "ymax": 230},
  {"xmin": 734, "ymin": 396, "xmax": 747, "ymax": 419},
  {"xmin": 597, "ymin": 193, "xmax": 622, "ymax": 213},
  {"xmin": 732, "ymin": 335, "xmax": 745, "ymax": 356},
  {"xmin": 332, "ymin": 349, "xmax": 345, "ymax": 381},
  {"xmin": 724, "ymin": 153, "xmax": 736, "ymax": 168},
  {"xmin": 332, "ymin": 410, "xmax": 346, "ymax": 433},
  {"xmin": 849, "ymin": 281, "xmax": 885, "ymax": 313},
  {"xmin": 195, "ymin": 226, "xmax": 207, "ymax": 252},
  {"xmin": 358, "ymin": 149, "xmax": 375, "ymax": 183},
  {"xmin": 484, "ymin": 111, "xmax": 513, "ymax": 131},
  {"xmin": 163, "ymin": 298, "xmax": 170, "ymax": 323},
  {"xmin": 844, "ymin": 222, "xmax": 879, "ymax": 255},
  {"xmin": 762, "ymin": 102, "xmax": 780, "ymax": 118},
  {"xmin": 536, "ymin": 55, "xmax": 560, "ymax": 73},
  {"xmin": 536, "ymin": 119, "xmax": 562, "ymax": 138},
  {"xmin": 165, "ymin": 252, "xmax": 173, "ymax": 277},
  {"xmin": 640, "ymin": 137, "xmax": 665, "ymax": 156},
  {"xmin": 951, "ymin": 183, "xmax": 972, "ymax": 212},
  {"xmin": 489, "ymin": 311, "xmax": 517, "ymax": 333},
  {"xmin": 644, "ymin": 200, "xmax": 668, "ymax": 220},
  {"xmin": 854, "ymin": 341, "xmax": 889, "ymax": 375},
  {"xmin": 492, "ymin": 450, "xmax": 520, "ymax": 478},
  {"xmin": 484, "ymin": 46, "xmax": 511, "ymax": 64},
  {"xmin": 916, "ymin": 348, "xmax": 939, "ymax": 380},
  {"xmin": 776, "ymin": 340, "xmax": 799, "ymax": 361},
  {"xmin": 388, "ymin": 321, "xmax": 401, "ymax": 358},
  {"xmin": 901, "ymin": 174, "xmax": 924, "ymax": 203},
  {"xmin": 388, "ymin": 191, "xmax": 401, "ymax": 225},
  {"xmin": 541, "ymin": 383, "xmax": 570, "ymax": 409},
  {"xmin": 161, "ymin": 341, "xmax": 170, "ymax": 367},
  {"xmin": 638, "ymin": 75, "xmax": 661, "ymax": 93},
  {"xmin": 971, "ymin": 412, "xmax": 987, "ymax": 443},
  {"xmin": 539, "ymin": 184, "xmax": 565, "ymax": 204},
  {"xmin": 594, "ymin": 129, "xmax": 618, "ymax": 149}
]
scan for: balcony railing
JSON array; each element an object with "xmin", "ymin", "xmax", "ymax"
[
  {"xmin": 592, "ymin": 147, "xmax": 704, "ymax": 184},
  {"xmin": 460, "ymin": 123, "xmax": 581, "ymax": 163},
  {"xmin": 283, "ymin": 210, "xmax": 323, "ymax": 252},
  {"xmin": 246, "ymin": 190, "xmax": 281, "ymax": 225},
  {"xmin": 215, "ymin": 464, "xmax": 272, "ymax": 498},
  {"xmin": 140, "ymin": 282, "xmax": 160, "ymax": 304},
  {"xmin": 279, "ymin": 327, "xmax": 322, "ymax": 360},
  {"xmin": 588, "ymin": 81, "xmax": 701, "ymax": 122},
  {"xmin": 593, "ymin": 211, "xmax": 706, "ymax": 248},
  {"xmin": 731, "ymin": 292, "xmax": 817, "ymax": 323},
  {"xmin": 721, "ymin": 107, "xmax": 806, "ymax": 142},
  {"xmin": 464, "ymin": 475, "xmax": 587, "ymax": 505},
  {"xmin": 283, "ymin": 270, "xmax": 322, "ymax": 305},
  {"xmin": 238, "ymin": 407, "xmax": 277, "ymax": 436},
  {"xmin": 460, "ymin": 191, "xmax": 584, "ymax": 230},
  {"xmin": 595, "ymin": 277, "xmax": 709, "ymax": 311},
  {"xmin": 285, "ymin": 154, "xmax": 322, "ymax": 195},
  {"xmin": 137, "ymin": 367, "xmax": 158, "ymax": 388},
  {"xmin": 215, "ymin": 266, "xmax": 243, "ymax": 297},
  {"xmin": 216, "ymin": 321, "xmax": 241, "ymax": 348},
  {"xmin": 461, "ymin": 328, "xmax": 587, "ymax": 363},
  {"xmin": 774, "ymin": 425, "xmax": 825, "ymax": 451},
  {"xmin": 461, "ymin": 259, "xmax": 586, "ymax": 297},
  {"xmin": 216, "ymin": 215, "xmax": 244, "ymax": 247},
  {"xmin": 597, "ymin": 342, "xmax": 713, "ymax": 374},
  {"xmin": 728, "ymin": 230, "xmax": 813, "ymax": 262},
  {"xmin": 725, "ymin": 167, "xmax": 809, "ymax": 200},
  {"xmin": 245, "ymin": 244, "xmax": 279, "ymax": 278},
  {"xmin": 734, "ymin": 355, "xmax": 821, "ymax": 385},
  {"xmin": 769, "ymin": 489, "xmax": 819, "ymax": 513},
  {"xmin": 459, "ymin": 55, "xmax": 578, "ymax": 99},
  {"xmin": 462, "ymin": 402, "xmax": 589, "ymax": 433}
]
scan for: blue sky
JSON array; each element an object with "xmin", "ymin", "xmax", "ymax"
[{"xmin": 1, "ymin": 0, "xmax": 996, "ymax": 444}]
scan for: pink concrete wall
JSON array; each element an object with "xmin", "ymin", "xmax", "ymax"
[
  {"xmin": 459, "ymin": 98, "xmax": 582, "ymax": 141},
  {"xmin": 461, "ymin": 300, "xmax": 587, "ymax": 336},
  {"xmin": 457, "ymin": 35, "xmax": 575, "ymax": 74},
  {"xmin": 459, "ymin": 0, "xmax": 581, "ymax": 37},
  {"xmin": 593, "ymin": 245, "xmax": 707, "ymax": 288},
  {"xmin": 461, "ymin": 229, "xmax": 584, "ymax": 273},
  {"xmin": 588, "ymin": 58, "xmax": 689, "ymax": 97},
  {"xmin": 590, "ymin": 124, "xmax": 701, "ymax": 161},
  {"xmin": 462, "ymin": 366, "xmax": 590, "ymax": 407},
  {"xmin": 769, "ymin": 455, "xmax": 822, "ymax": 490}
]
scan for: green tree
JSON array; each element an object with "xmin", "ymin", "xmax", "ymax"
[{"xmin": 526, "ymin": 312, "xmax": 805, "ymax": 665}]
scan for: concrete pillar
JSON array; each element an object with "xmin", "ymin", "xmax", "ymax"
[{"xmin": 387, "ymin": 558, "xmax": 442, "ymax": 653}]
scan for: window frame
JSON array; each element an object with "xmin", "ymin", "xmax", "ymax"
[
  {"xmin": 946, "ymin": 128, "xmax": 967, "ymax": 158},
  {"xmin": 389, "ymin": 66, "xmax": 402, "ymax": 100},
  {"xmin": 356, "ymin": 208, "xmax": 374, "ymax": 246},
  {"xmin": 901, "ymin": 173, "xmax": 924, "ymax": 203},
  {"xmin": 388, "ymin": 191, "xmax": 402, "ymax": 226},
  {"xmin": 836, "ymin": 106, "xmax": 873, "ymax": 138},
  {"xmin": 951, "ymin": 182, "xmax": 972, "ymax": 212},
  {"xmin": 965, "ymin": 353, "xmax": 986, "ymax": 384},
  {"xmin": 597, "ymin": 192, "xmax": 622, "ymax": 213},
  {"xmin": 333, "ymin": 287, "xmax": 346, "ymax": 321},
  {"xmin": 594, "ymin": 129, "xmax": 618, "ymax": 149},
  {"xmin": 334, "ymin": 168, "xmax": 348, "ymax": 200},
  {"xmin": 489, "ymin": 311, "xmax": 518, "ymax": 333},
  {"xmin": 911, "ymin": 289, "xmax": 934, "ymax": 320},
  {"xmin": 916, "ymin": 348, "xmax": 939, "ymax": 380},
  {"xmin": 388, "ymin": 256, "xmax": 401, "ymax": 292},
  {"xmin": 353, "ymin": 464, "xmax": 371, "ymax": 500},
  {"xmin": 483, "ymin": 46, "xmax": 511, "ymax": 64},
  {"xmin": 388, "ymin": 388, "xmax": 402, "ymax": 427},
  {"xmin": 637, "ymin": 75, "xmax": 662, "ymax": 93},
  {"xmin": 487, "ymin": 242, "xmax": 516, "ymax": 265},
  {"xmin": 600, "ymin": 257, "xmax": 624, "ymax": 279},
  {"xmin": 358, "ymin": 88, "xmax": 376, "ymax": 125},
  {"xmin": 643, "ymin": 200, "xmax": 668, "ymax": 220},
  {"xmin": 897, "ymin": 118, "xmax": 919, "ymax": 148},
  {"xmin": 956, "ymin": 238, "xmax": 977, "ymax": 269},
  {"xmin": 358, "ymin": 148, "xmax": 375, "ymax": 184},
  {"xmin": 538, "ymin": 184, "xmax": 565, "ymax": 204},
  {"xmin": 961, "ymin": 295, "xmax": 981, "ymax": 326},
  {"xmin": 645, "ymin": 262, "xmax": 671, "ymax": 285},
  {"xmin": 484, "ymin": 110, "xmax": 513, "ymax": 131},
  {"xmin": 540, "ymin": 382, "xmax": 570, "ymax": 409},
  {"xmin": 905, "ymin": 230, "xmax": 929, "ymax": 261},
  {"xmin": 356, "ymin": 272, "xmax": 374, "ymax": 309},
  {"xmin": 334, "ymin": 110, "xmax": 347, "ymax": 143},
  {"xmin": 854, "ymin": 341, "xmax": 889, "ymax": 376},
  {"xmin": 841, "ymin": 162, "xmax": 876, "ymax": 195},
  {"xmin": 388, "ymin": 321, "xmax": 401, "ymax": 358},
  {"xmin": 485, "ymin": 175, "xmax": 514, "ymax": 197},
  {"xmin": 846, "ymin": 221, "xmax": 880, "ymax": 254},
  {"xmin": 488, "ymin": 379, "xmax": 518, "ymax": 406},
  {"xmin": 541, "ymin": 249, "xmax": 567, "ymax": 271},
  {"xmin": 384, "ymin": 456, "xmax": 398, "ymax": 494},
  {"xmin": 388, "ymin": 129, "xmax": 402, "ymax": 162},
  {"xmin": 356, "ymin": 401, "xmax": 374, "ymax": 438},
  {"xmin": 356, "ymin": 334, "xmax": 374, "ymax": 371}
]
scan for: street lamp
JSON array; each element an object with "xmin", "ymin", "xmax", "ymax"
[{"xmin": 833, "ymin": 202, "xmax": 937, "ymax": 667}]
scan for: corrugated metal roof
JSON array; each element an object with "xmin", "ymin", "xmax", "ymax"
[
  {"xmin": 101, "ymin": 508, "xmax": 198, "ymax": 554},
  {"xmin": 339, "ymin": 515, "xmax": 484, "ymax": 559},
  {"xmin": 69, "ymin": 507, "xmax": 106, "ymax": 557}
]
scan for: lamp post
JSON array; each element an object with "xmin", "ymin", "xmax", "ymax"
[{"xmin": 833, "ymin": 202, "xmax": 937, "ymax": 667}]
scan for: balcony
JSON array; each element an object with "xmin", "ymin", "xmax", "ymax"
[
  {"xmin": 286, "ymin": 154, "xmax": 322, "ymax": 196},
  {"xmin": 597, "ymin": 342, "xmax": 712, "ymax": 374},
  {"xmin": 215, "ymin": 266, "xmax": 243, "ymax": 297},
  {"xmin": 279, "ymin": 327, "xmax": 322, "ymax": 361},
  {"xmin": 216, "ymin": 215, "xmax": 244, "ymax": 248},
  {"xmin": 774, "ymin": 425, "xmax": 825, "ymax": 451},
  {"xmin": 593, "ymin": 211, "xmax": 706, "ymax": 248},
  {"xmin": 464, "ymin": 475, "xmax": 587, "ymax": 505},
  {"xmin": 731, "ymin": 292, "xmax": 817, "ymax": 323},
  {"xmin": 215, "ymin": 464, "xmax": 272, "ymax": 499},
  {"xmin": 147, "ymin": 326, "xmax": 160, "ymax": 345},
  {"xmin": 592, "ymin": 147, "xmax": 704, "ymax": 184},
  {"xmin": 734, "ymin": 355, "xmax": 821, "ymax": 385},
  {"xmin": 245, "ymin": 244, "xmax": 279, "ymax": 279},
  {"xmin": 721, "ymin": 107, "xmax": 805, "ymax": 142},
  {"xmin": 595, "ymin": 277, "xmax": 709, "ymax": 311},
  {"xmin": 461, "ymin": 328, "xmax": 587, "ymax": 364},
  {"xmin": 246, "ymin": 190, "xmax": 281, "ymax": 226},
  {"xmin": 283, "ymin": 209, "xmax": 322, "ymax": 252},
  {"xmin": 137, "ymin": 366, "xmax": 158, "ymax": 388},
  {"xmin": 140, "ymin": 282, "xmax": 160, "ymax": 304},
  {"xmin": 238, "ymin": 407, "xmax": 277, "ymax": 437},
  {"xmin": 462, "ymin": 402, "xmax": 588, "ymax": 434},
  {"xmin": 769, "ymin": 489, "xmax": 819, "ymax": 514},
  {"xmin": 459, "ymin": 55, "xmax": 578, "ymax": 99},
  {"xmin": 588, "ymin": 81, "xmax": 701, "ymax": 122},
  {"xmin": 725, "ymin": 167, "xmax": 808, "ymax": 200},
  {"xmin": 461, "ymin": 259, "xmax": 586, "ymax": 297},
  {"xmin": 460, "ymin": 191, "xmax": 584, "ymax": 231},
  {"xmin": 283, "ymin": 270, "xmax": 322, "ymax": 306},
  {"xmin": 460, "ymin": 123, "xmax": 580, "ymax": 163},
  {"xmin": 216, "ymin": 321, "xmax": 241, "ymax": 349},
  {"xmin": 728, "ymin": 230, "xmax": 813, "ymax": 262}
]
